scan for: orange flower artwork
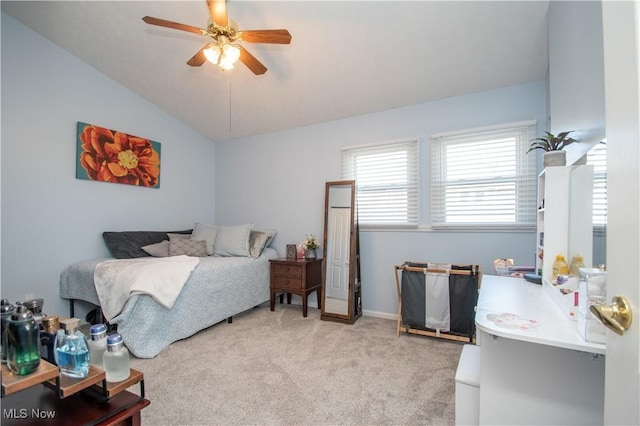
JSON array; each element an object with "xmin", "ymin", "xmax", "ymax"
[{"xmin": 76, "ymin": 122, "xmax": 161, "ymax": 188}]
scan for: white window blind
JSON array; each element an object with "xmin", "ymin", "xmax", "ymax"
[
  {"xmin": 342, "ymin": 139, "xmax": 418, "ymax": 227},
  {"xmin": 430, "ymin": 123, "xmax": 537, "ymax": 229},
  {"xmin": 587, "ymin": 142, "xmax": 607, "ymax": 226}
]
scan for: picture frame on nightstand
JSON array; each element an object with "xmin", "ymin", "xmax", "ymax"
[{"xmin": 286, "ymin": 244, "xmax": 297, "ymax": 260}]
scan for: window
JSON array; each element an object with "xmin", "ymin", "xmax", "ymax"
[
  {"xmin": 342, "ymin": 139, "xmax": 418, "ymax": 227},
  {"xmin": 587, "ymin": 142, "xmax": 607, "ymax": 226},
  {"xmin": 430, "ymin": 122, "xmax": 537, "ymax": 229}
]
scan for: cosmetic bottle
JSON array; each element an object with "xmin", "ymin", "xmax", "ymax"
[
  {"xmin": 54, "ymin": 318, "xmax": 90, "ymax": 378},
  {"xmin": 570, "ymin": 255, "xmax": 585, "ymax": 276},
  {"xmin": 103, "ymin": 334, "xmax": 130, "ymax": 382},
  {"xmin": 88, "ymin": 324, "xmax": 108, "ymax": 369},
  {"xmin": 39, "ymin": 316, "xmax": 60, "ymax": 365},
  {"xmin": 5, "ymin": 305, "xmax": 40, "ymax": 375},
  {"xmin": 552, "ymin": 254, "xmax": 569, "ymax": 280}
]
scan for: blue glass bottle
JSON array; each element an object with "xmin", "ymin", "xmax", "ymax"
[{"xmin": 54, "ymin": 318, "xmax": 90, "ymax": 378}]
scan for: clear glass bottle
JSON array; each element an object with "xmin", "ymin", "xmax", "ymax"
[
  {"xmin": 54, "ymin": 318, "xmax": 90, "ymax": 378},
  {"xmin": 88, "ymin": 324, "xmax": 108, "ymax": 369},
  {"xmin": 4, "ymin": 305, "xmax": 40, "ymax": 375},
  {"xmin": 103, "ymin": 334, "xmax": 130, "ymax": 382},
  {"xmin": 552, "ymin": 254, "xmax": 569, "ymax": 280}
]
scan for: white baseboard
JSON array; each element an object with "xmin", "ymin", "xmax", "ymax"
[
  {"xmin": 362, "ymin": 310, "xmax": 397, "ymax": 321},
  {"xmin": 279, "ymin": 299, "xmax": 397, "ymax": 321}
]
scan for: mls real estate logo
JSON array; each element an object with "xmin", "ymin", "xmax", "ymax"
[{"xmin": 4, "ymin": 408, "xmax": 56, "ymax": 420}]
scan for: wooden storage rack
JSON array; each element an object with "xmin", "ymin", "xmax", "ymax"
[
  {"xmin": 2, "ymin": 361, "xmax": 144, "ymax": 401},
  {"xmin": 394, "ymin": 262, "xmax": 482, "ymax": 343}
]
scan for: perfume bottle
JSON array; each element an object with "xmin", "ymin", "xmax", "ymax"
[
  {"xmin": 4, "ymin": 305, "xmax": 40, "ymax": 375},
  {"xmin": 88, "ymin": 324, "xmax": 108, "ymax": 369},
  {"xmin": 103, "ymin": 334, "xmax": 130, "ymax": 382},
  {"xmin": 54, "ymin": 318, "xmax": 90, "ymax": 378},
  {"xmin": 39, "ymin": 315, "xmax": 60, "ymax": 365}
]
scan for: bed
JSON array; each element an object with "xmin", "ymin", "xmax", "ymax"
[{"xmin": 59, "ymin": 224, "xmax": 278, "ymax": 358}]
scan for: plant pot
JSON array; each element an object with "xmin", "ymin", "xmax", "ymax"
[
  {"xmin": 574, "ymin": 154, "xmax": 588, "ymax": 165},
  {"xmin": 543, "ymin": 150, "xmax": 566, "ymax": 167},
  {"xmin": 305, "ymin": 249, "xmax": 317, "ymax": 259}
]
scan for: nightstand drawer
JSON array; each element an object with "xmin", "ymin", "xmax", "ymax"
[
  {"xmin": 273, "ymin": 275, "xmax": 303, "ymax": 290},
  {"xmin": 272, "ymin": 264, "xmax": 303, "ymax": 277}
]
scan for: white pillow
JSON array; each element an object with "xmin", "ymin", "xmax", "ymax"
[
  {"xmin": 214, "ymin": 224, "xmax": 253, "ymax": 257},
  {"xmin": 191, "ymin": 222, "xmax": 218, "ymax": 255},
  {"xmin": 167, "ymin": 232, "xmax": 191, "ymax": 240}
]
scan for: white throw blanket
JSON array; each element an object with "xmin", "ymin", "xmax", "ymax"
[{"xmin": 94, "ymin": 255, "xmax": 200, "ymax": 321}]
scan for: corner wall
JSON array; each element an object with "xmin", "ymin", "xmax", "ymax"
[
  {"xmin": 1, "ymin": 13, "xmax": 216, "ymax": 317},
  {"xmin": 216, "ymin": 81, "xmax": 547, "ymax": 318}
]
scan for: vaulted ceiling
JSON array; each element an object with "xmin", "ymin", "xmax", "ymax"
[{"xmin": 1, "ymin": 1, "xmax": 550, "ymax": 142}]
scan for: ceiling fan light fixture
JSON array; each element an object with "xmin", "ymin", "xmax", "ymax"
[
  {"xmin": 217, "ymin": 42, "xmax": 240, "ymax": 70},
  {"xmin": 203, "ymin": 43, "xmax": 221, "ymax": 64},
  {"xmin": 204, "ymin": 37, "xmax": 239, "ymax": 70},
  {"xmin": 222, "ymin": 43, "xmax": 241, "ymax": 63}
]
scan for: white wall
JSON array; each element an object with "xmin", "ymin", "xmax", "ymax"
[
  {"xmin": 547, "ymin": 0, "xmax": 607, "ymax": 270},
  {"xmin": 548, "ymin": 0, "xmax": 606, "ymax": 163},
  {"xmin": 216, "ymin": 81, "xmax": 547, "ymax": 318},
  {"xmin": 1, "ymin": 13, "xmax": 216, "ymax": 317}
]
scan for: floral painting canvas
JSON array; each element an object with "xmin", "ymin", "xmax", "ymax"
[{"xmin": 76, "ymin": 122, "xmax": 161, "ymax": 188}]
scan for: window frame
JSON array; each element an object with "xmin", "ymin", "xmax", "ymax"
[
  {"xmin": 341, "ymin": 138, "xmax": 419, "ymax": 229},
  {"xmin": 429, "ymin": 121, "xmax": 538, "ymax": 231}
]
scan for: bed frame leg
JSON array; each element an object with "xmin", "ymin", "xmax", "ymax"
[
  {"xmin": 69, "ymin": 299, "xmax": 75, "ymax": 318},
  {"xmin": 227, "ymin": 317, "xmax": 232, "ymax": 324}
]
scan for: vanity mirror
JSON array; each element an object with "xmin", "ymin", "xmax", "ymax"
[{"xmin": 320, "ymin": 180, "xmax": 362, "ymax": 324}]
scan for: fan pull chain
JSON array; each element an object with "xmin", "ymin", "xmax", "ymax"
[{"xmin": 228, "ymin": 78, "xmax": 232, "ymax": 133}]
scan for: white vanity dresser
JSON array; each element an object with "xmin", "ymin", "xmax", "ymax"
[{"xmin": 469, "ymin": 275, "xmax": 605, "ymax": 425}]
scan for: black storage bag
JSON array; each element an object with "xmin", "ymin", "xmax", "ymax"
[
  {"xmin": 401, "ymin": 262, "xmax": 427, "ymax": 328},
  {"xmin": 448, "ymin": 269, "xmax": 479, "ymax": 338}
]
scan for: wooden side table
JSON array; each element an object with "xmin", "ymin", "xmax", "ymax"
[
  {"xmin": 1, "ymin": 383, "xmax": 149, "ymax": 425},
  {"xmin": 270, "ymin": 258, "xmax": 322, "ymax": 317}
]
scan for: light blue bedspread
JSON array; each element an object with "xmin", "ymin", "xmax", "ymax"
[{"xmin": 59, "ymin": 248, "xmax": 277, "ymax": 358}]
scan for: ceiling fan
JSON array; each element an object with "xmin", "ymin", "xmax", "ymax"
[{"xmin": 142, "ymin": 0, "xmax": 291, "ymax": 75}]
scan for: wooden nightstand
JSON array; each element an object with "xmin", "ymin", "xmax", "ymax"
[{"xmin": 270, "ymin": 258, "xmax": 322, "ymax": 317}]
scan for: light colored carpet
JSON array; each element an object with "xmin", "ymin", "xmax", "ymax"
[{"xmin": 129, "ymin": 303, "xmax": 463, "ymax": 425}]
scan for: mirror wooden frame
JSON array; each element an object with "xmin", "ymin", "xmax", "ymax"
[{"xmin": 320, "ymin": 180, "xmax": 362, "ymax": 324}]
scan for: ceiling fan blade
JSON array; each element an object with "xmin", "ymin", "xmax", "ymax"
[
  {"xmin": 142, "ymin": 16, "xmax": 207, "ymax": 36},
  {"xmin": 241, "ymin": 29, "xmax": 292, "ymax": 44},
  {"xmin": 187, "ymin": 47, "xmax": 207, "ymax": 67},
  {"xmin": 239, "ymin": 46, "xmax": 267, "ymax": 75},
  {"xmin": 207, "ymin": 0, "xmax": 228, "ymax": 27}
]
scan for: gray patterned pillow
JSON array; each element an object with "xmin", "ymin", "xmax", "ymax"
[{"xmin": 169, "ymin": 239, "xmax": 207, "ymax": 257}]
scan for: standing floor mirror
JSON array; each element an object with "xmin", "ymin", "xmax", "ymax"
[{"xmin": 320, "ymin": 180, "xmax": 362, "ymax": 324}]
